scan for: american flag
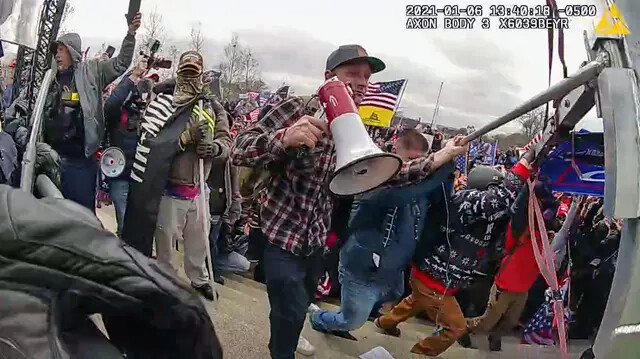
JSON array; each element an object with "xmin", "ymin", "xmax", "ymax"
[
  {"xmin": 259, "ymin": 92, "xmax": 271, "ymax": 108},
  {"xmin": 248, "ymin": 108, "xmax": 259, "ymax": 123},
  {"xmin": 455, "ymin": 154, "xmax": 467, "ymax": 173},
  {"xmin": 361, "ymin": 80, "xmax": 405, "ymax": 111},
  {"xmin": 523, "ymin": 132, "xmax": 543, "ymax": 152},
  {"xmin": 522, "ymin": 278, "xmax": 571, "ymax": 346}
]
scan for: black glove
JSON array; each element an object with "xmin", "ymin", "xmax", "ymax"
[
  {"xmin": 35, "ymin": 142, "xmax": 62, "ymax": 188},
  {"xmin": 196, "ymin": 142, "xmax": 220, "ymax": 159},
  {"xmin": 14, "ymin": 126, "xmax": 29, "ymax": 149},
  {"xmin": 180, "ymin": 120, "xmax": 210, "ymax": 146}
]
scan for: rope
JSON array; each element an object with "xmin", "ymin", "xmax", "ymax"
[
  {"xmin": 543, "ymin": 0, "xmax": 568, "ymax": 120},
  {"xmin": 528, "ymin": 179, "xmax": 569, "ymax": 359}
]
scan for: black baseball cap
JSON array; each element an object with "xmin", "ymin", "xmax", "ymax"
[{"xmin": 326, "ymin": 44, "xmax": 386, "ymax": 74}]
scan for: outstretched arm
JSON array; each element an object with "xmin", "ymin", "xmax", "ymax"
[
  {"xmin": 97, "ymin": 13, "xmax": 140, "ymax": 88},
  {"xmin": 385, "ymin": 135, "xmax": 467, "ymax": 188}
]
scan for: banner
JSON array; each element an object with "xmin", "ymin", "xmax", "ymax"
[
  {"xmin": 0, "ymin": 0, "xmax": 43, "ymax": 49},
  {"xmin": 539, "ymin": 130, "xmax": 605, "ymax": 197},
  {"xmin": 122, "ymin": 94, "xmax": 191, "ymax": 256},
  {"xmin": 469, "ymin": 141, "xmax": 497, "ymax": 166}
]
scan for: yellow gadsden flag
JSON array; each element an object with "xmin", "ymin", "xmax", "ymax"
[
  {"xmin": 359, "ymin": 79, "xmax": 407, "ymax": 128},
  {"xmin": 595, "ymin": 3, "xmax": 630, "ymax": 35}
]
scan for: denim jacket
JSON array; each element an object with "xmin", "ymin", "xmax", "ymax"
[{"xmin": 339, "ymin": 163, "xmax": 454, "ymax": 281}]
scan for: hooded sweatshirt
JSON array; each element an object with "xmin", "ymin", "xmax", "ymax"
[{"xmin": 44, "ymin": 32, "xmax": 135, "ymax": 158}]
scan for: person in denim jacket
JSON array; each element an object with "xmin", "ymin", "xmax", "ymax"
[{"xmin": 309, "ymin": 129, "xmax": 455, "ymax": 336}]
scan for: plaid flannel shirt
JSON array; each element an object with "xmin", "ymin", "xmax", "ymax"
[{"xmin": 231, "ymin": 96, "xmax": 438, "ymax": 256}]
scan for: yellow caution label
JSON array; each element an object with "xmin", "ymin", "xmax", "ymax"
[
  {"xmin": 595, "ymin": 3, "xmax": 630, "ymax": 35},
  {"xmin": 70, "ymin": 92, "xmax": 80, "ymax": 101}
]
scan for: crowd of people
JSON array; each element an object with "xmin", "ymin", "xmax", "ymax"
[{"xmin": 0, "ymin": 11, "xmax": 621, "ymax": 359}]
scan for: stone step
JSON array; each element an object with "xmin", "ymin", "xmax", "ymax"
[
  {"xmin": 222, "ymin": 274, "xmax": 590, "ymax": 358},
  {"xmin": 95, "ymin": 207, "xmax": 590, "ymax": 358}
]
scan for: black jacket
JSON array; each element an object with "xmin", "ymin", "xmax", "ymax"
[
  {"xmin": 0, "ymin": 185, "xmax": 223, "ymax": 359},
  {"xmin": 413, "ymin": 164, "xmax": 528, "ymax": 290},
  {"xmin": 104, "ymin": 76, "xmax": 143, "ymax": 180}
]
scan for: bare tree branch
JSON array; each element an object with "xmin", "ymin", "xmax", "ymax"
[
  {"xmin": 218, "ymin": 33, "xmax": 244, "ymax": 99},
  {"xmin": 189, "ymin": 22, "xmax": 205, "ymax": 54},
  {"xmin": 167, "ymin": 44, "xmax": 181, "ymax": 77},
  {"xmin": 517, "ymin": 107, "xmax": 546, "ymax": 139},
  {"xmin": 241, "ymin": 49, "xmax": 262, "ymax": 92},
  {"xmin": 58, "ymin": 1, "xmax": 75, "ymax": 35},
  {"xmin": 141, "ymin": 8, "xmax": 166, "ymax": 52}
]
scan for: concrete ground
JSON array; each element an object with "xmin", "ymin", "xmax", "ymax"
[{"xmin": 96, "ymin": 205, "xmax": 589, "ymax": 359}]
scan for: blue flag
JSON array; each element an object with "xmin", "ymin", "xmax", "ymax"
[{"xmin": 539, "ymin": 130, "xmax": 604, "ymax": 197}]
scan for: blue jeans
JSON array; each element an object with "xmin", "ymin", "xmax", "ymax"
[
  {"xmin": 310, "ymin": 267, "xmax": 404, "ymax": 332},
  {"xmin": 108, "ymin": 179, "xmax": 130, "ymax": 235},
  {"xmin": 60, "ymin": 156, "xmax": 98, "ymax": 213},
  {"xmin": 210, "ymin": 217, "xmax": 250, "ymax": 274},
  {"xmin": 264, "ymin": 243, "xmax": 323, "ymax": 359}
]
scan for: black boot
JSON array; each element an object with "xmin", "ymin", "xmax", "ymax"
[
  {"xmin": 214, "ymin": 273, "xmax": 225, "ymax": 285},
  {"xmin": 579, "ymin": 347, "xmax": 595, "ymax": 359},
  {"xmin": 488, "ymin": 334, "xmax": 502, "ymax": 351},
  {"xmin": 457, "ymin": 333, "xmax": 474, "ymax": 348},
  {"xmin": 192, "ymin": 283, "xmax": 215, "ymax": 301}
]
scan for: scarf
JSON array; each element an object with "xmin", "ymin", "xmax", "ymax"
[{"xmin": 173, "ymin": 74, "xmax": 203, "ymax": 107}]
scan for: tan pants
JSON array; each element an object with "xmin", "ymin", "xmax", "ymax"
[
  {"xmin": 154, "ymin": 195, "xmax": 210, "ymax": 286},
  {"xmin": 467, "ymin": 283, "xmax": 528, "ymax": 337},
  {"xmin": 377, "ymin": 274, "xmax": 467, "ymax": 356}
]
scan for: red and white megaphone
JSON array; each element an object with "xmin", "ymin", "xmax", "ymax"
[{"xmin": 318, "ymin": 78, "xmax": 402, "ymax": 196}]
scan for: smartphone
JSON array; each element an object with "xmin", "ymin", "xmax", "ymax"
[
  {"xmin": 127, "ymin": 0, "xmax": 141, "ymax": 24},
  {"xmin": 105, "ymin": 46, "xmax": 116, "ymax": 58}
]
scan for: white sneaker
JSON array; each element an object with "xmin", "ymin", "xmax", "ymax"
[
  {"xmin": 296, "ymin": 336, "xmax": 315, "ymax": 356},
  {"xmin": 307, "ymin": 303, "xmax": 321, "ymax": 315}
]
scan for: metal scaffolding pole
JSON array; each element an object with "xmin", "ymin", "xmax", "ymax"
[
  {"xmin": 590, "ymin": 1, "xmax": 640, "ymax": 358},
  {"xmin": 12, "ymin": 0, "xmax": 66, "ymax": 116}
]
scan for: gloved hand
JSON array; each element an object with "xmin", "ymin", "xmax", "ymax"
[
  {"xmin": 196, "ymin": 141, "xmax": 220, "ymax": 158},
  {"xmin": 14, "ymin": 126, "xmax": 29, "ymax": 149},
  {"xmin": 35, "ymin": 142, "xmax": 62, "ymax": 188},
  {"xmin": 180, "ymin": 120, "xmax": 210, "ymax": 146}
]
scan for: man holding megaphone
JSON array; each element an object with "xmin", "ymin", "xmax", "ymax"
[{"xmin": 231, "ymin": 44, "xmax": 467, "ymax": 359}]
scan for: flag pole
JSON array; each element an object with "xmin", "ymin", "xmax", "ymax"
[
  {"xmin": 394, "ymin": 79, "xmax": 409, "ymax": 119},
  {"xmin": 198, "ymin": 99, "xmax": 217, "ymax": 304},
  {"xmin": 390, "ymin": 80, "xmax": 408, "ymax": 129},
  {"xmin": 492, "ymin": 140, "xmax": 499, "ymax": 166},
  {"xmin": 431, "ymin": 81, "xmax": 444, "ymax": 127}
]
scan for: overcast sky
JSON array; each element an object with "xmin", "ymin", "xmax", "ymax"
[{"xmin": 59, "ymin": 0, "xmax": 606, "ymax": 133}]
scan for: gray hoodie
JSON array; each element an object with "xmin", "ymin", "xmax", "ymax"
[{"xmin": 52, "ymin": 32, "xmax": 135, "ymax": 158}]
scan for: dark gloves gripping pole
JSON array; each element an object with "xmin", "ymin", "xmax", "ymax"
[
  {"xmin": 35, "ymin": 142, "xmax": 62, "ymax": 188},
  {"xmin": 196, "ymin": 142, "xmax": 220, "ymax": 159},
  {"xmin": 179, "ymin": 120, "xmax": 210, "ymax": 147}
]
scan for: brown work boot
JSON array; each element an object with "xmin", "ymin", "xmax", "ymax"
[
  {"xmin": 457, "ymin": 333, "xmax": 474, "ymax": 348},
  {"xmin": 374, "ymin": 318, "xmax": 401, "ymax": 337}
]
